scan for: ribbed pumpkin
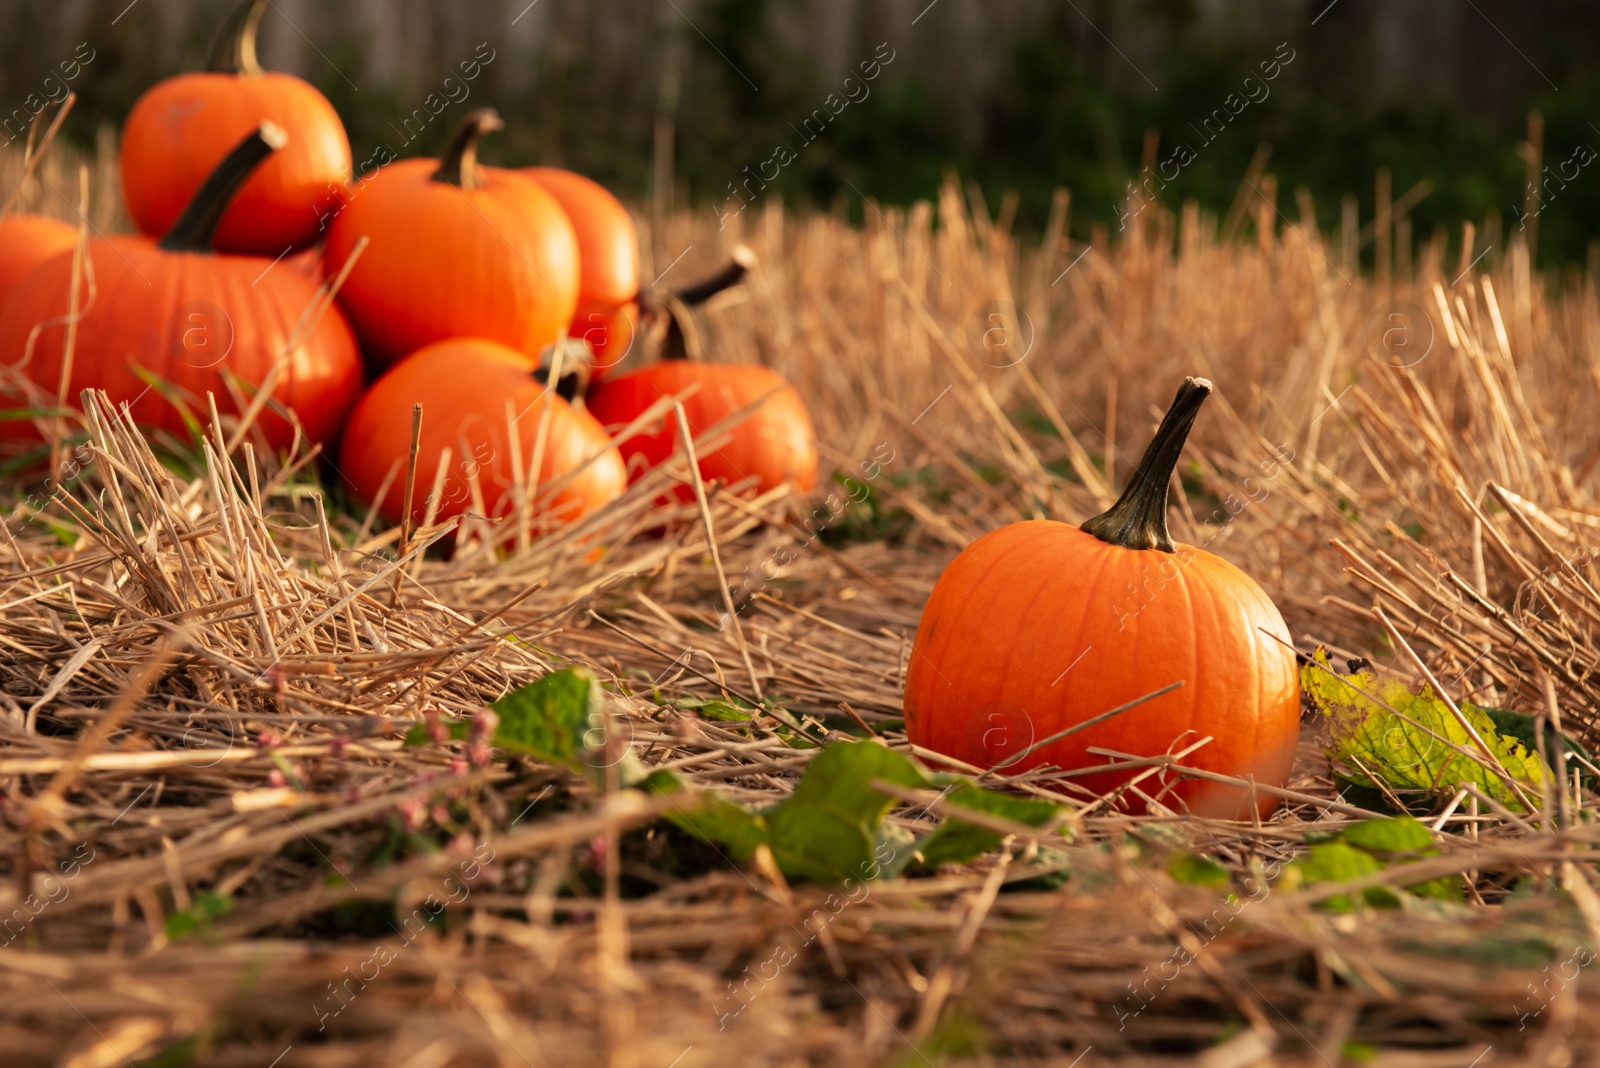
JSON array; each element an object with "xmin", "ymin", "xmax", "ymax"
[
  {"xmin": 325, "ymin": 109, "xmax": 579, "ymax": 367},
  {"xmin": 584, "ymin": 260, "xmax": 816, "ymax": 500},
  {"xmin": 903, "ymin": 378, "xmax": 1299, "ymax": 820},
  {"xmin": 0, "ymin": 126, "xmax": 362, "ymax": 451},
  {"xmin": 339, "ymin": 337, "xmax": 626, "ymax": 532},
  {"xmin": 120, "ymin": 0, "xmax": 351, "ymax": 255},
  {"xmin": 523, "ymin": 167, "xmax": 639, "ymax": 375},
  {"xmin": 0, "ymin": 215, "xmax": 76, "ymax": 304}
]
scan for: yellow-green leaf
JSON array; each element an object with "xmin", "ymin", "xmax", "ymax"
[{"xmin": 1301, "ymin": 649, "xmax": 1548, "ymax": 811}]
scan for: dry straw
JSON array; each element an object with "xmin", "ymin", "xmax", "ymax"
[{"xmin": 2, "ymin": 129, "xmax": 1600, "ymax": 1064}]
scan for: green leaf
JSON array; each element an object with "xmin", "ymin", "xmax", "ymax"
[
  {"xmin": 1167, "ymin": 851, "xmax": 1231, "ymax": 887},
  {"xmin": 914, "ymin": 783, "xmax": 1062, "ymax": 869},
  {"xmin": 1301, "ymin": 649, "xmax": 1549, "ymax": 810},
  {"xmin": 669, "ymin": 695, "xmax": 821, "ymax": 748},
  {"xmin": 679, "ymin": 697, "xmax": 755, "ymax": 723},
  {"xmin": 490, "ymin": 667, "xmax": 647, "ymax": 784},
  {"xmin": 1282, "ymin": 842, "xmax": 1389, "ymax": 911},
  {"xmin": 644, "ymin": 742, "xmax": 1067, "ymax": 884},
  {"xmin": 642, "ymin": 770, "xmax": 771, "ymax": 861},
  {"xmin": 1281, "ymin": 816, "xmax": 1460, "ymax": 909},
  {"xmin": 1337, "ymin": 814, "xmax": 1434, "ymax": 854},
  {"xmin": 166, "ymin": 890, "xmax": 233, "ymax": 941},
  {"xmin": 1483, "ymin": 706, "xmax": 1595, "ymax": 785},
  {"xmin": 494, "ymin": 668, "xmax": 603, "ymax": 764},
  {"xmin": 764, "ymin": 742, "xmax": 929, "ymax": 882}
]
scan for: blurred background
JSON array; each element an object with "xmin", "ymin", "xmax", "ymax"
[{"xmin": 5, "ymin": 0, "xmax": 1600, "ymax": 267}]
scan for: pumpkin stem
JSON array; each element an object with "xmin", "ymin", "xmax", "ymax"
[
  {"xmin": 207, "ymin": 0, "xmax": 267, "ymax": 77},
  {"xmin": 671, "ymin": 244, "xmax": 756, "ymax": 307},
  {"xmin": 655, "ymin": 246, "xmax": 755, "ymax": 361},
  {"xmin": 534, "ymin": 337, "xmax": 596, "ymax": 404},
  {"xmin": 1079, "ymin": 376, "xmax": 1212, "ymax": 553},
  {"xmin": 433, "ymin": 108, "xmax": 504, "ymax": 190},
  {"xmin": 158, "ymin": 123, "xmax": 287, "ymax": 253}
]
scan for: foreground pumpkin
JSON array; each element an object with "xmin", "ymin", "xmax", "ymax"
[
  {"xmin": 903, "ymin": 378, "xmax": 1299, "ymax": 819},
  {"xmin": 523, "ymin": 167, "xmax": 639, "ymax": 375},
  {"xmin": 325, "ymin": 109, "xmax": 579, "ymax": 367},
  {"xmin": 0, "ymin": 215, "xmax": 76, "ymax": 305},
  {"xmin": 584, "ymin": 252, "xmax": 816, "ymax": 500},
  {"xmin": 0, "ymin": 125, "xmax": 362, "ymax": 451},
  {"xmin": 120, "ymin": 0, "xmax": 351, "ymax": 255},
  {"xmin": 339, "ymin": 337, "xmax": 626, "ymax": 532}
]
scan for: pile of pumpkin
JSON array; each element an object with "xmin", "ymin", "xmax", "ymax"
[
  {"xmin": 0, "ymin": 0, "xmax": 817, "ymax": 534},
  {"xmin": 0, "ymin": 0, "xmax": 1304, "ymax": 820}
]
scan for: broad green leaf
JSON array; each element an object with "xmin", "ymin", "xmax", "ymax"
[
  {"xmin": 646, "ymin": 742, "xmax": 1063, "ymax": 884},
  {"xmin": 642, "ymin": 770, "xmax": 771, "ymax": 861},
  {"xmin": 1337, "ymin": 814, "xmax": 1434, "ymax": 854},
  {"xmin": 487, "ymin": 668, "xmax": 646, "ymax": 784},
  {"xmin": 1483, "ymin": 706, "xmax": 1595, "ymax": 785},
  {"xmin": 1282, "ymin": 842, "xmax": 1391, "ymax": 911},
  {"xmin": 764, "ymin": 742, "xmax": 929, "ymax": 882},
  {"xmin": 914, "ymin": 783, "xmax": 1062, "ymax": 869},
  {"xmin": 1302, "ymin": 649, "xmax": 1548, "ymax": 810},
  {"xmin": 1282, "ymin": 816, "xmax": 1459, "ymax": 909},
  {"xmin": 1167, "ymin": 851, "xmax": 1231, "ymax": 888},
  {"xmin": 493, "ymin": 668, "xmax": 601, "ymax": 764}
]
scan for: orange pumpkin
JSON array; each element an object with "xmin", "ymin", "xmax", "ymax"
[
  {"xmin": 584, "ymin": 285, "xmax": 816, "ymax": 500},
  {"xmin": 523, "ymin": 167, "xmax": 639, "ymax": 375},
  {"xmin": 120, "ymin": 0, "xmax": 352, "ymax": 256},
  {"xmin": 338, "ymin": 337, "xmax": 626, "ymax": 532},
  {"xmin": 325, "ymin": 109, "xmax": 579, "ymax": 367},
  {"xmin": 903, "ymin": 378, "xmax": 1299, "ymax": 820},
  {"xmin": 0, "ymin": 125, "xmax": 362, "ymax": 452},
  {"xmin": 0, "ymin": 215, "xmax": 76, "ymax": 306}
]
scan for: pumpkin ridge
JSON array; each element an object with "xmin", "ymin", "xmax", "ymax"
[
  {"xmin": 1058, "ymin": 529, "xmax": 1116, "ymax": 728},
  {"xmin": 990, "ymin": 531, "xmax": 1069, "ymax": 762}
]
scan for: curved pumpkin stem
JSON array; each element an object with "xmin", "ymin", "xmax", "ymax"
[
  {"xmin": 159, "ymin": 123, "xmax": 287, "ymax": 253},
  {"xmin": 433, "ymin": 108, "xmax": 504, "ymax": 190},
  {"xmin": 1080, "ymin": 376, "xmax": 1212, "ymax": 553},
  {"xmin": 671, "ymin": 244, "xmax": 756, "ymax": 307},
  {"xmin": 650, "ymin": 245, "xmax": 755, "ymax": 362},
  {"xmin": 207, "ymin": 0, "xmax": 267, "ymax": 77}
]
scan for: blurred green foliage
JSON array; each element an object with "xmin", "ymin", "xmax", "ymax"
[{"xmin": 26, "ymin": 0, "xmax": 1600, "ymax": 266}]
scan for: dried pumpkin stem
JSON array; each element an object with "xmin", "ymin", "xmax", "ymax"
[
  {"xmin": 207, "ymin": 0, "xmax": 267, "ymax": 77},
  {"xmin": 1080, "ymin": 376, "xmax": 1212, "ymax": 553},
  {"xmin": 433, "ymin": 108, "xmax": 504, "ymax": 190},
  {"xmin": 656, "ymin": 246, "xmax": 756, "ymax": 362},
  {"xmin": 671, "ymin": 244, "xmax": 756, "ymax": 306},
  {"xmin": 158, "ymin": 123, "xmax": 287, "ymax": 253}
]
